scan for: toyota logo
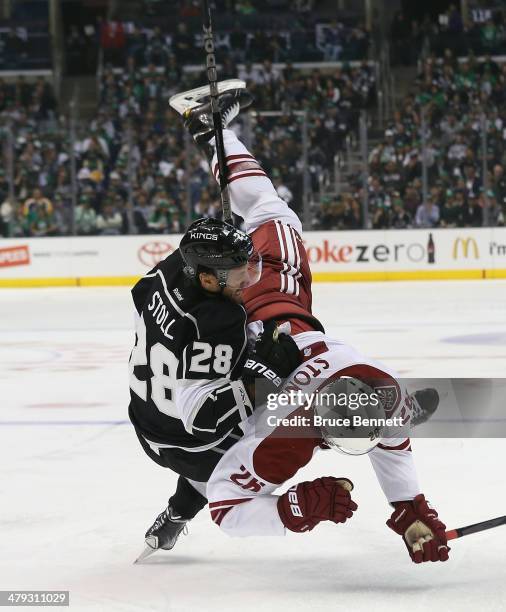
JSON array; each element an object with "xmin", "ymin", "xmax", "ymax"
[{"xmin": 138, "ymin": 241, "xmax": 174, "ymax": 267}]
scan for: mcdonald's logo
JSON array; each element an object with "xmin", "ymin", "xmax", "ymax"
[{"xmin": 453, "ymin": 237, "xmax": 479, "ymax": 259}]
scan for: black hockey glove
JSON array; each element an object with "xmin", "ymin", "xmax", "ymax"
[
  {"xmin": 242, "ymin": 321, "xmax": 302, "ymax": 405},
  {"xmin": 254, "ymin": 320, "xmax": 302, "ymax": 378}
]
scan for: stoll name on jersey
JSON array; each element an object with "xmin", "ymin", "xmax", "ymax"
[{"xmin": 147, "ymin": 290, "xmax": 176, "ymax": 339}]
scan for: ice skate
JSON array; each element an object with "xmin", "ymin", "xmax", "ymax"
[
  {"xmin": 169, "ymin": 79, "xmax": 253, "ymax": 146},
  {"xmin": 134, "ymin": 505, "xmax": 188, "ymax": 563},
  {"xmin": 411, "ymin": 388, "xmax": 440, "ymax": 427}
]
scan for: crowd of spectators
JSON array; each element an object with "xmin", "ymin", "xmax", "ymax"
[
  {"xmin": 0, "ymin": 60, "xmax": 376, "ymax": 238},
  {"xmin": 11, "ymin": 20, "xmax": 506, "ymax": 237},
  {"xmin": 317, "ymin": 51, "xmax": 506, "ymax": 230},
  {"xmin": 390, "ymin": 4, "xmax": 506, "ymax": 67},
  {"xmin": 9, "ymin": 50, "xmax": 506, "ymax": 236},
  {"xmin": 88, "ymin": 17, "xmax": 369, "ymax": 75},
  {"xmin": 4, "ymin": 46, "xmax": 506, "ymax": 237},
  {"xmin": 67, "ymin": 2, "xmax": 349, "ymax": 75}
]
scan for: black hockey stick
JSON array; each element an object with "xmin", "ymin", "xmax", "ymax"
[
  {"xmin": 201, "ymin": 0, "xmax": 232, "ymax": 222},
  {"xmin": 446, "ymin": 514, "xmax": 506, "ymax": 541}
]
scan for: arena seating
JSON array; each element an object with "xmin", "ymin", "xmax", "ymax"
[
  {"xmin": 322, "ymin": 52, "xmax": 506, "ymax": 230},
  {"xmin": 96, "ymin": 14, "xmax": 370, "ymax": 69}
]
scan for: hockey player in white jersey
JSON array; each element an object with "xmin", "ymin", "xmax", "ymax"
[{"xmin": 172, "ymin": 81, "xmax": 449, "ymax": 564}]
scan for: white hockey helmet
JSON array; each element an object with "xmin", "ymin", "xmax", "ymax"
[{"xmin": 313, "ymin": 376, "xmax": 386, "ymax": 455}]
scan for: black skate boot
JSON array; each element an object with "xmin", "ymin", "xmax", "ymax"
[
  {"xmin": 144, "ymin": 504, "xmax": 188, "ymax": 551},
  {"xmin": 135, "ymin": 505, "xmax": 189, "ymax": 562},
  {"xmin": 182, "ymin": 89, "xmax": 253, "ymax": 146},
  {"xmin": 411, "ymin": 388, "xmax": 440, "ymax": 426},
  {"xmin": 135, "ymin": 477, "xmax": 207, "ymax": 563},
  {"xmin": 169, "ymin": 79, "xmax": 252, "ymax": 150}
]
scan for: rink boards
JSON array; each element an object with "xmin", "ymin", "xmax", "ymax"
[{"xmin": 1, "ymin": 227, "xmax": 506, "ymax": 287}]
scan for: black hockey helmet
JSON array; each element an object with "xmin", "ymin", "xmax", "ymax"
[{"xmin": 179, "ymin": 217, "xmax": 262, "ymax": 288}]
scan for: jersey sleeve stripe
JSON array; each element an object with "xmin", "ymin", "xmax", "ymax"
[
  {"xmin": 288, "ymin": 225, "xmax": 301, "ymax": 271},
  {"xmin": 228, "ymin": 171, "xmax": 268, "ymax": 183},
  {"xmin": 189, "ymin": 381, "xmax": 252, "ymax": 439},
  {"xmin": 142, "ymin": 431, "xmax": 231, "ymax": 452},
  {"xmin": 277, "ymin": 220, "xmax": 290, "ymax": 263},
  {"xmin": 377, "ymin": 439, "xmax": 412, "ymax": 451},
  {"xmin": 283, "ymin": 225, "xmax": 295, "ymax": 294},
  {"xmin": 283, "ymin": 223, "xmax": 296, "ymax": 267},
  {"xmin": 191, "ymin": 425, "xmax": 219, "ymax": 433},
  {"xmin": 216, "ymin": 153, "xmax": 256, "ymax": 167},
  {"xmin": 213, "ymin": 153, "xmax": 256, "ymax": 177},
  {"xmin": 228, "ymin": 161, "xmax": 263, "ymax": 173},
  {"xmin": 215, "ymin": 404, "xmax": 241, "ymax": 426},
  {"xmin": 210, "ymin": 508, "xmax": 227, "ymax": 525},
  {"xmin": 224, "ymin": 153, "xmax": 256, "ymax": 161},
  {"xmin": 210, "ymin": 498, "xmax": 252, "ymax": 524},
  {"xmin": 274, "ymin": 220, "xmax": 286, "ymax": 292},
  {"xmin": 287, "ymin": 226, "xmax": 301, "ymax": 297},
  {"xmin": 275, "ymin": 221, "xmax": 302, "ymax": 296},
  {"xmin": 209, "ymin": 498, "xmax": 253, "ymax": 509},
  {"xmin": 213, "ymin": 162, "xmax": 262, "ymax": 179}
]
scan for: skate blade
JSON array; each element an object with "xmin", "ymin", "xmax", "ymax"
[
  {"xmin": 169, "ymin": 79, "xmax": 246, "ymax": 114},
  {"xmin": 133, "ymin": 536, "xmax": 158, "ymax": 564}
]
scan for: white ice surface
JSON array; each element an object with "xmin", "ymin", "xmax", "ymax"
[{"xmin": 1, "ymin": 280, "xmax": 505, "ymax": 612}]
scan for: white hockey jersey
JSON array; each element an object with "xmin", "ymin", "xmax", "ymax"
[{"xmin": 206, "ymin": 331, "xmax": 420, "ymax": 537}]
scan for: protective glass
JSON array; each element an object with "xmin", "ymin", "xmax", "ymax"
[{"xmin": 225, "ymin": 250, "xmax": 262, "ymax": 290}]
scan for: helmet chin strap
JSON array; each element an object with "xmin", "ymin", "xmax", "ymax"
[
  {"xmin": 216, "ymin": 269, "xmax": 229, "ymax": 292},
  {"xmin": 196, "ymin": 269, "xmax": 229, "ymax": 296}
]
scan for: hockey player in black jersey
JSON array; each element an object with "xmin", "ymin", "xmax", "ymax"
[{"xmin": 129, "ymin": 216, "xmax": 302, "ymax": 560}]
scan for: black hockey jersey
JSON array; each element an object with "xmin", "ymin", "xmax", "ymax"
[{"xmin": 128, "ymin": 250, "xmax": 253, "ymax": 457}]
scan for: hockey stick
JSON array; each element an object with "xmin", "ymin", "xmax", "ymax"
[
  {"xmin": 201, "ymin": 0, "xmax": 232, "ymax": 222},
  {"xmin": 134, "ymin": 514, "xmax": 506, "ymax": 563},
  {"xmin": 446, "ymin": 514, "xmax": 506, "ymax": 541}
]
